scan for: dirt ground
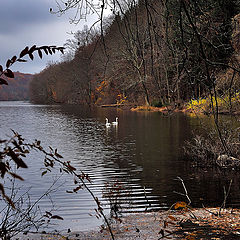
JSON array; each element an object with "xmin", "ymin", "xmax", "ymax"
[{"xmin": 14, "ymin": 207, "xmax": 240, "ymax": 240}]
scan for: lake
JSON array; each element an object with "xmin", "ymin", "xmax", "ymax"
[{"xmin": 0, "ymin": 101, "xmax": 239, "ymax": 232}]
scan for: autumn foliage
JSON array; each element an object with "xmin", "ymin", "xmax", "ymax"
[{"xmin": 29, "ymin": 0, "xmax": 240, "ymax": 111}]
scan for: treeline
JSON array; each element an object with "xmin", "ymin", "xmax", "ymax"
[
  {"xmin": 0, "ymin": 72, "xmax": 33, "ymax": 101},
  {"xmin": 30, "ymin": 0, "xmax": 240, "ymax": 107}
]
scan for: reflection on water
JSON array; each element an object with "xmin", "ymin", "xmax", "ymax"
[{"xmin": 0, "ymin": 101, "xmax": 240, "ymax": 232}]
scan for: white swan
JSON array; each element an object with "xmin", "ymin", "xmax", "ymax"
[
  {"xmin": 112, "ymin": 117, "xmax": 118, "ymax": 126},
  {"xmin": 105, "ymin": 118, "xmax": 111, "ymax": 127}
]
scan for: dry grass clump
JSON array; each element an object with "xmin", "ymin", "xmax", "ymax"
[{"xmin": 184, "ymin": 126, "xmax": 240, "ymax": 167}]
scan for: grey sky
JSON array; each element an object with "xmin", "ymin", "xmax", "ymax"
[{"xmin": 0, "ymin": 0, "xmax": 99, "ymax": 74}]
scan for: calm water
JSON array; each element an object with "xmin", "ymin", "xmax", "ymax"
[{"xmin": 0, "ymin": 101, "xmax": 239, "ymax": 232}]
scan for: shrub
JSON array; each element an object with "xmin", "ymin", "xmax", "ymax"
[
  {"xmin": 184, "ymin": 124, "xmax": 240, "ymax": 167},
  {"xmin": 151, "ymin": 100, "xmax": 163, "ymax": 108},
  {"xmin": 186, "ymin": 93, "xmax": 240, "ymax": 114}
]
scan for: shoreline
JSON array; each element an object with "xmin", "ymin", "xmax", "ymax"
[
  {"xmin": 130, "ymin": 105, "xmax": 240, "ymax": 116},
  {"xmin": 98, "ymin": 102, "xmax": 240, "ymax": 116},
  {"xmin": 15, "ymin": 207, "xmax": 240, "ymax": 239}
]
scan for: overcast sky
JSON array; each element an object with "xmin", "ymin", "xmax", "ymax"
[{"xmin": 0, "ymin": 0, "xmax": 100, "ymax": 74}]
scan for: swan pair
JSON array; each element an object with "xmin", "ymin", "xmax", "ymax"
[{"xmin": 105, "ymin": 117, "xmax": 118, "ymax": 127}]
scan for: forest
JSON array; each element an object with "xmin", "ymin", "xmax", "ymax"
[
  {"xmin": 29, "ymin": 0, "xmax": 240, "ymax": 115},
  {"xmin": 0, "ymin": 72, "xmax": 33, "ymax": 101}
]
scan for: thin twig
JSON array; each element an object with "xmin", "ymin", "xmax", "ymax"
[
  {"xmin": 175, "ymin": 176, "xmax": 191, "ymax": 205},
  {"xmin": 219, "ymin": 179, "xmax": 232, "ymax": 216}
]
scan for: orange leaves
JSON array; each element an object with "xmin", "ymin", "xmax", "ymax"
[
  {"xmin": 168, "ymin": 215, "xmax": 178, "ymax": 221},
  {"xmin": 174, "ymin": 201, "xmax": 188, "ymax": 209},
  {"xmin": 116, "ymin": 93, "xmax": 127, "ymax": 105},
  {"xmin": 95, "ymin": 80, "xmax": 108, "ymax": 93},
  {"xmin": 159, "ymin": 213, "xmax": 179, "ymax": 239},
  {"xmin": 94, "ymin": 79, "xmax": 111, "ymax": 104},
  {"xmin": 185, "ymin": 232, "xmax": 197, "ymax": 240},
  {"xmin": 159, "ymin": 201, "xmax": 191, "ymax": 238},
  {"xmin": 50, "ymin": 89, "xmax": 57, "ymax": 101}
]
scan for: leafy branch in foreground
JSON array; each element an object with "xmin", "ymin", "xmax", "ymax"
[
  {"xmin": 0, "ymin": 131, "xmax": 115, "ymax": 239},
  {"xmin": 0, "ymin": 130, "xmax": 29, "ymax": 207},
  {"xmin": 33, "ymin": 140, "xmax": 115, "ymax": 239},
  {"xmin": 0, "ymin": 177, "xmax": 61, "ymax": 239},
  {"xmin": 0, "ymin": 131, "xmax": 66, "ymax": 239},
  {"xmin": 0, "ymin": 45, "xmax": 64, "ymax": 85}
]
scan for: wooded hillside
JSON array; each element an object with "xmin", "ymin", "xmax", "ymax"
[
  {"xmin": 0, "ymin": 72, "xmax": 33, "ymax": 101},
  {"xmin": 29, "ymin": 0, "xmax": 240, "ymax": 109}
]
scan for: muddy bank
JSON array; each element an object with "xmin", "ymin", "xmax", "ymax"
[{"xmin": 15, "ymin": 208, "xmax": 240, "ymax": 239}]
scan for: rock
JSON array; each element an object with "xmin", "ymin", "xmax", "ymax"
[{"xmin": 216, "ymin": 154, "xmax": 240, "ymax": 168}]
